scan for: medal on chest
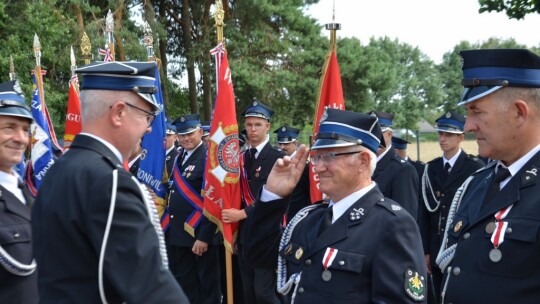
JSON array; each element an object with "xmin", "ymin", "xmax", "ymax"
[
  {"xmin": 321, "ymin": 247, "xmax": 338, "ymax": 282},
  {"xmin": 255, "ymin": 166, "xmax": 261, "ymax": 177},
  {"xmin": 488, "ymin": 205, "xmax": 513, "ymax": 263}
]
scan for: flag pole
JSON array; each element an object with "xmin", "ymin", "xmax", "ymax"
[
  {"xmin": 105, "ymin": 9, "xmax": 115, "ymax": 60},
  {"xmin": 80, "ymin": 31, "xmax": 92, "ymax": 65},
  {"xmin": 33, "ymin": 34, "xmax": 46, "ymax": 105},
  {"xmin": 213, "ymin": 1, "xmax": 233, "ymax": 303}
]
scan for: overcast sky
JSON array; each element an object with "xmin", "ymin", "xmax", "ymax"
[{"xmin": 305, "ymin": 0, "xmax": 540, "ymax": 63}]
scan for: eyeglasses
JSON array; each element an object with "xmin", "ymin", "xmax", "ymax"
[
  {"xmin": 125, "ymin": 102, "xmax": 157, "ymax": 126},
  {"xmin": 310, "ymin": 151, "xmax": 360, "ymax": 166}
]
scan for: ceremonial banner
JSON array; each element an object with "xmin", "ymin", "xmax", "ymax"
[
  {"xmin": 309, "ymin": 50, "xmax": 345, "ymax": 203},
  {"xmin": 63, "ymin": 75, "xmax": 81, "ymax": 149},
  {"xmin": 137, "ymin": 66, "xmax": 168, "ymax": 229},
  {"xmin": 26, "ymin": 74, "xmax": 56, "ymax": 195},
  {"xmin": 203, "ymin": 43, "xmax": 241, "ymax": 252}
]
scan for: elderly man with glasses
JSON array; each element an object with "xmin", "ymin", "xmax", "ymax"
[{"xmin": 243, "ymin": 108, "xmax": 427, "ymax": 303}]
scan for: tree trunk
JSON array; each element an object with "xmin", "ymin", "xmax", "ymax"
[{"xmin": 182, "ymin": 0, "xmax": 198, "ymax": 114}]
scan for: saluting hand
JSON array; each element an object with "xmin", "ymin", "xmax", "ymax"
[{"xmin": 265, "ymin": 144, "xmax": 309, "ymax": 197}]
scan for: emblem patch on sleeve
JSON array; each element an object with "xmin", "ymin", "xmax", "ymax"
[{"xmin": 404, "ymin": 269, "xmax": 425, "ymax": 302}]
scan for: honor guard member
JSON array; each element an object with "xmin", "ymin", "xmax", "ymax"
[
  {"xmin": 370, "ymin": 111, "xmax": 420, "ymax": 220},
  {"xmin": 436, "ymin": 49, "xmax": 540, "ymax": 304},
  {"xmin": 392, "ymin": 136, "xmax": 425, "ymax": 180},
  {"xmin": 165, "ymin": 118, "xmax": 179, "ymax": 178},
  {"xmin": 417, "ymin": 111, "xmax": 484, "ymax": 302},
  {"xmin": 0, "ymin": 80, "xmax": 38, "ymax": 304},
  {"xmin": 166, "ymin": 113, "xmax": 221, "ymax": 304},
  {"xmin": 222, "ymin": 101, "xmax": 285, "ymax": 304},
  {"xmin": 32, "ymin": 61, "xmax": 188, "ymax": 303},
  {"xmin": 200, "ymin": 120, "xmax": 211, "ymax": 143},
  {"xmin": 275, "ymin": 125, "xmax": 311, "ymax": 223},
  {"xmin": 243, "ymin": 108, "xmax": 427, "ymax": 303}
]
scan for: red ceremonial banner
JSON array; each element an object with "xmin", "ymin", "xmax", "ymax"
[
  {"xmin": 63, "ymin": 78, "xmax": 82, "ymax": 149},
  {"xmin": 309, "ymin": 50, "xmax": 346, "ymax": 203},
  {"xmin": 203, "ymin": 43, "xmax": 241, "ymax": 253}
]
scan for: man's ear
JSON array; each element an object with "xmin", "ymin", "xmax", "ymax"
[
  {"xmin": 513, "ymin": 99, "xmax": 529, "ymax": 127},
  {"xmin": 109, "ymin": 101, "xmax": 126, "ymax": 127}
]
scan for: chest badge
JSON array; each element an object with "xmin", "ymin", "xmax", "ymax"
[
  {"xmin": 295, "ymin": 247, "xmax": 304, "ymax": 260},
  {"xmin": 453, "ymin": 220, "xmax": 463, "ymax": 233}
]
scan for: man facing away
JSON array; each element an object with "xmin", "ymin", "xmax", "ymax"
[
  {"xmin": 32, "ymin": 61, "xmax": 188, "ymax": 303},
  {"xmin": 243, "ymin": 108, "xmax": 427, "ymax": 303}
]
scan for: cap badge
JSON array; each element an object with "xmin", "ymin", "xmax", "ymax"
[
  {"xmin": 13, "ymin": 80, "xmax": 23, "ymax": 94},
  {"xmin": 320, "ymin": 108, "xmax": 328, "ymax": 123},
  {"xmin": 446, "ymin": 112, "xmax": 452, "ymax": 118},
  {"xmin": 282, "ymin": 126, "xmax": 286, "ymax": 132},
  {"xmin": 180, "ymin": 117, "xmax": 185, "ymax": 122},
  {"xmin": 253, "ymin": 101, "xmax": 258, "ymax": 106}
]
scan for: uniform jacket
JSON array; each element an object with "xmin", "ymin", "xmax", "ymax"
[
  {"xmin": 165, "ymin": 147, "xmax": 179, "ymax": 178},
  {"xmin": 0, "ymin": 184, "xmax": 38, "ymax": 304},
  {"xmin": 238, "ymin": 142, "xmax": 284, "ymax": 251},
  {"xmin": 418, "ymin": 151, "xmax": 484, "ymax": 265},
  {"xmin": 167, "ymin": 144, "xmax": 220, "ymax": 247},
  {"xmin": 244, "ymin": 186, "xmax": 427, "ymax": 303},
  {"xmin": 441, "ymin": 151, "xmax": 540, "ymax": 304},
  {"xmin": 32, "ymin": 134, "xmax": 187, "ymax": 303},
  {"xmin": 373, "ymin": 149, "xmax": 420, "ymax": 220}
]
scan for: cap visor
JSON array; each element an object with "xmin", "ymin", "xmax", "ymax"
[
  {"xmin": 311, "ymin": 139, "xmax": 357, "ymax": 150},
  {"xmin": 458, "ymin": 86, "xmax": 502, "ymax": 106}
]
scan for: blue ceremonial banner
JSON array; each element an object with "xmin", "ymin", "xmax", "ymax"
[
  {"xmin": 26, "ymin": 74, "xmax": 55, "ymax": 195},
  {"xmin": 137, "ymin": 68, "xmax": 167, "ymax": 199}
]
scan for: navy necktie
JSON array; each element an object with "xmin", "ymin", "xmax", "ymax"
[
  {"xmin": 318, "ymin": 206, "xmax": 333, "ymax": 236},
  {"xmin": 483, "ymin": 167, "xmax": 511, "ymax": 206}
]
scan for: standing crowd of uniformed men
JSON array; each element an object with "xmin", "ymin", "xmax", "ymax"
[{"xmin": 2, "ymin": 48, "xmax": 540, "ymax": 304}]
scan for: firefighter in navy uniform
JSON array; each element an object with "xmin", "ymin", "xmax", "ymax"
[
  {"xmin": 370, "ymin": 111, "xmax": 420, "ymax": 220},
  {"xmin": 167, "ymin": 114, "xmax": 221, "ymax": 304},
  {"xmin": 392, "ymin": 136, "xmax": 425, "ymax": 181},
  {"xmin": 0, "ymin": 80, "xmax": 38, "ymax": 304},
  {"xmin": 164, "ymin": 119, "xmax": 179, "ymax": 178},
  {"xmin": 222, "ymin": 101, "xmax": 285, "ymax": 304},
  {"xmin": 32, "ymin": 61, "xmax": 187, "ymax": 303},
  {"xmin": 436, "ymin": 49, "xmax": 540, "ymax": 304},
  {"xmin": 417, "ymin": 111, "xmax": 484, "ymax": 303},
  {"xmin": 274, "ymin": 125, "xmax": 310, "ymax": 223},
  {"xmin": 243, "ymin": 108, "xmax": 427, "ymax": 303}
]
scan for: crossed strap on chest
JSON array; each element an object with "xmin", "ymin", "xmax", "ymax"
[
  {"xmin": 277, "ymin": 203, "xmax": 325, "ymax": 301},
  {"xmin": 172, "ymin": 160, "xmax": 204, "ymax": 237},
  {"xmin": 240, "ymin": 151, "xmax": 255, "ymax": 206},
  {"xmin": 422, "ymin": 163, "xmax": 443, "ymax": 212}
]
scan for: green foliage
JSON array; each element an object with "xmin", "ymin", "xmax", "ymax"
[{"xmin": 479, "ymin": 0, "xmax": 540, "ymax": 19}]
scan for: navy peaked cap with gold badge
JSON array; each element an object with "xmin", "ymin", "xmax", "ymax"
[
  {"xmin": 435, "ymin": 111, "xmax": 465, "ymax": 134},
  {"xmin": 459, "ymin": 49, "xmax": 540, "ymax": 106},
  {"xmin": 0, "ymin": 80, "xmax": 33, "ymax": 121},
  {"xmin": 200, "ymin": 121, "xmax": 211, "ymax": 136},
  {"xmin": 242, "ymin": 100, "xmax": 274, "ymax": 120},
  {"xmin": 165, "ymin": 118, "xmax": 176, "ymax": 135},
  {"xmin": 312, "ymin": 108, "xmax": 384, "ymax": 153},
  {"xmin": 368, "ymin": 111, "xmax": 394, "ymax": 132},
  {"xmin": 391, "ymin": 136, "xmax": 410, "ymax": 150},
  {"xmin": 174, "ymin": 114, "xmax": 201, "ymax": 135},
  {"xmin": 75, "ymin": 61, "xmax": 161, "ymax": 111},
  {"xmin": 274, "ymin": 125, "xmax": 300, "ymax": 144}
]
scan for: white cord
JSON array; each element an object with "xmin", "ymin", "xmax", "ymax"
[
  {"xmin": 421, "ymin": 163, "xmax": 442, "ymax": 212},
  {"xmin": 99, "ymin": 169, "xmax": 118, "ymax": 304},
  {"xmin": 0, "ymin": 244, "xmax": 36, "ymax": 276}
]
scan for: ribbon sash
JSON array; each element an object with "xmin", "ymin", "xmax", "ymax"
[{"xmin": 172, "ymin": 162, "xmax": 204, "ymax": 237}]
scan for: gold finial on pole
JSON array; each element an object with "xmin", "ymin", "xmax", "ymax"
[
  {"xmin": 70, "ymin": 46, "xmax": 77, "ymax": 75},
  {"xmin": 9, "ymin": 55, "xmax": 15, "ymax": 81},
  {"xmin": 105, "ymin": 9, "xmax": 115, "ymax": 60},
  {"xmin": 33, "ymin": 33, "xmax": 42, "ymax": 68},
  {"xmin": 325, "ymin": 23, "xmax": 341, "ymax": 51},
  {"xmin": 214, "ymin": 0, "xmax": 225, "ymax": 43},
  {"xmin": 80, "ymin": 31, "xmax": 92, "ymax": 65},
  {"xmin": 143, "ymin": 21, "xmax": 154, "ymax": 60}
]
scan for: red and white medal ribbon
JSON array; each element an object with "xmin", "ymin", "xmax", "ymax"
[
  {"xmin": 322, "ymin": 247, "xmax": 338, "ymax": 270},
  {"xmin": 490, "ymin": 205, "xmax": 513, "ymax": 248}
]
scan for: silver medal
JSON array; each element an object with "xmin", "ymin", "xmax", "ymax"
[
  {"xmin": 485, "ymin": 222, "xmax": 496, "ymax": 234},
  {"xmin": 321, "ymin": 269, "xmax": 332, "ymax": 282},
  {"xmin": 489, "ymin": 248, "xmax": 502, "ymax": 263}
]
